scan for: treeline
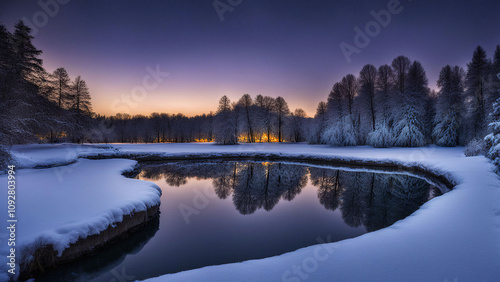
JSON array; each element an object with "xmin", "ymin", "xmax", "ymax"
[
  {"xmin": 95, "ymin": 94, "xmax": 309, "ymax": 144},
  {"xmin": 94, "ymin": 113, "xmax": 216, "ymax": 143},
  {"xmin": 0, "ymin": 20, "xmax": 94, "ymax": 165},
  {"xmin": 310, "ymin": 47, "xmax": 500, "ymax": 148}
]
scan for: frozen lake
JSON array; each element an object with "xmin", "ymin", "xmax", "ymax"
[{"xmin": 37, "ymin": 160, "xmax": 443, "ymax": 281}]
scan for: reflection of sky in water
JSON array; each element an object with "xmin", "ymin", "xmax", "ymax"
[{"xmin": 41, "ymin": 161, "xmax": 440, "ymax": 282}]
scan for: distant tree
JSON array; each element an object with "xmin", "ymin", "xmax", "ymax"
[
  {"xmin": 255, "ymin": 95, "xmax": 276, "ymax": 142},
  {"xmin": 274, "ymin": 96, "xmax": 290, "ymax": 142},
  {"xmin": 214, "ymin": 95, "xmax": 237, "ymax": 144},
  {"xmin": 150, "ymin": 112, "xmax": 163, "ymax": 142},
  {"xmin": 309, "ymin": 101, "xmax": 327, "ymax": 144},
  {"xmin": 70, "ymin": 76, "xmax": 92, "ymax": 115},
  {"xmin": 465, "ymin": 46, "xmax": 491, "ymax": 140},
  {"xmin": 433, "ymin": 65, "xmax": 464, "ymax": 146},
  {"xmin": 288, "ymin": 108, "xmax": 307, "ymax": 142},
  {"xmin": 326, "ymin": 82, "xmax": 345, "ymax": 125},
  {"xmin": 237, "ymin": 94, "xmax": 255, "ymax": 143}
]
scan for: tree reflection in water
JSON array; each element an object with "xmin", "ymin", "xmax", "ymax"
[{"xmin": 140, "ymin": 161, "xmax": 441, "ymax": 231}]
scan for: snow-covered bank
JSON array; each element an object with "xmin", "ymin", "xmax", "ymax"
[
  {"xmin": 0, "ymin": 158, "xmax": 161, "ymax": 281},
  {"xmin": 4, "ymin": 143, "xmax": 500, "ymax": 281}
]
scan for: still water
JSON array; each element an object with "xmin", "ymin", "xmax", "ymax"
[{"xmin": 38, "ymin": 160, "xmax": 444, "ymax": 282}]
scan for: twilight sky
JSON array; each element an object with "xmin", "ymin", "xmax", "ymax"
[{"xmin": 1, "ymin": 0, "xmax": 499, "ymax": 117}]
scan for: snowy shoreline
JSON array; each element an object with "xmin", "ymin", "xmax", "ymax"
[
  {"xmin": 0, "ymin": 156, "xmax": 162, "ymax": 281},
  {"xmin": 2, "ymin": 143, "xmax": 500, "ymax": 281}
]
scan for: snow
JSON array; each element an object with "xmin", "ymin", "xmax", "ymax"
[
  {"xmin": 0, "ymin": 157, "xmax": 161, "ymax": 281},
  {"xmin": 2, "ymin": 143, "xmax": 500, "ymax": 281}
]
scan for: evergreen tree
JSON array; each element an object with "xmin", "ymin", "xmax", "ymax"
[
  {"xmin": 70, "ymin": 76, "xmax": 92, "ymax": 115},
  {"xmin": 433, "ymin": 65, "xmax": 464, "ymax": 146},
  {"xmin": 12, "ymin": 21, "xmax": 44, "ymax": 83},
  {"xmin": 326, "ymin": 82, "xmax": 345, "ymax": 125},
  {"xmin": 0, "ymin": 23, "xmax": 16, "ymax": 100},
  {"xmin": 394, "ymin": 61, "xmax": 428, "ymax": 147},
  {"xmin": 488, "ymin": 45, "xmax": 500, "ymax": 111},
  {"xmin": 51, "ymin": 67, "xmax": 71, "ymax": 108},
  {"xmin": 465, "ymin": 46, "xmax": 491, "ymax": 140},
  {"xmin": 485, "ymin": 72, "xmax": 500, "ymax": 170}
]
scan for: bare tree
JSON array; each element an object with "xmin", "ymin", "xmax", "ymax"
[{"xmin": 274, "ymin": 96, "xmax": 290, "ymax": 142}]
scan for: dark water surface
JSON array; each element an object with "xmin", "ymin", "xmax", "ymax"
[{"xmin": 37, "ymin": 160, "xmax": 444, "ymax": 282}]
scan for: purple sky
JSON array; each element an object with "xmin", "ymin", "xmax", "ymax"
[{"xmin": 1, "ymin": 0, "xmax": 499, "ymax": 116}]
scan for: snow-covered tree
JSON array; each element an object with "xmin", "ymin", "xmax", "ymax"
[
  {"xmin": 487, "ymin": 45, "xmax": 500, "ymax": 117},
  {"xmin": 485, "ymin": 71, "xmax": 500, "ymax": 167},
  {"xmin": 465, "ymin": 46, "xmax": 491, "ymax": 141},
  {"xmin": 393, "ymin": 61, "xmax": 427, "ymax": 147},
  {"xmin": 433, "ymin": 65, "xmax": 464, "ymax": 146},
  {"xmin": 309, "ymin": 101, "xmax": 327, "ymax": 144},
  {"xmin": 358, "ymin": 64, "xmax": 377, "ymax": 131},
  {"xmin": 214, "ymin": 95, "xmax": 238, "ymax": 144},
  {"xmin": 368, "ymin": 121, "xmax": 394, "ymax": 148},
  {"xmin": 374, "ymin": 65, "xmax": 395, "ymax": 126},
  {"xmin": 322, "ymin": 76, "xmax": 358, "ymax": 146},
  {"xmin": 287, "ymin": 108, "xmax": 307, "ymax": 142},
  {"xmin": 322, "ymin": 115, "xmax": 357, "ymax": 146}
]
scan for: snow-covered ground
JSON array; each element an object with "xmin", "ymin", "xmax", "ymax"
[
  {"xmin": 0, "ymin": 157, "xmax": 161, "ymax": 281},
  {"xmin": 2, "ymin": 143, "xmax": 500, "ymax": 281}
]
